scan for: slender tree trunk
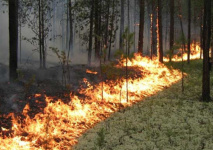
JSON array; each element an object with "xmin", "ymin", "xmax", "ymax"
[
  {"xmin": 104, "ymin": 1, "xmax": 110, "ymax": 61},
  {"xmin": 202, "ymin": 0, "xmax": 211, "ymax": 102},
  {"xmin": 138, "ymin": 0, "xmax": 144, "ymax": 55},
  {"xmin": 200, "ymin": 10, "xmax": 203, "ymax": 59},
  {"xmin": 127, "ymin": 0, "xmax": 130, "ymax": 55},
  {"xmin": 66, "ymin": 0, "xmax": 69, "ymax": 50},
  {"xmin": 18, "ymin": 0, "xmax": 21, "ymax": 64},
  {"xmin": 133, "ymin": 0, "xmax": 136, "ymax": 52},
  {"xmin": 187, "ymin": 0, "xmax": 191, "ymax": 64},
  {"xmin": 169, "ymin": 0, "xmax": 174, "ymax": 62},
  {"xmin": 108, "ymin": 0, "xmax": 115, "ymax": 60},
  {"xmin": 39, "ymin": 0, "xmax": 42, "ymax": 69},
  {"xmin": 178, "ymin": 0, "xmax": 185, "ymax": 93},
  {"xmin": 158, "ymin": 0, "xmax": 163, "ymax": 62},
  {"xmin": 164, "ymin": 4, "xmax": 168, "ymax": 52},
  {"xmin": 41, "ymin": 0, "xmax": 45, "ymax": 69},
  {"xmin": 67, "ymin": 0, "xmax": 73, "ymax": 60},
  {"xmin": 9, "ymin": 0, "xmax": 18, "ymax": 81},
  {"xmin": 151, "ymin": 1, "xmax": 157, "ymax": 57},
  {"xmin": 94, "ymin": 0, "xmax": 100, "ymax": 60},
  {"xmin": 119, "ymin": 0, "xmax": 124, "ymax": 50},
  {"xmin": 88, "ymin": 0, "xmax": 95, "ymax": 65}
]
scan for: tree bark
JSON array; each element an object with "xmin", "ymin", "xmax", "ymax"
[
  {"xmin": 119, "ymin": 0, "xmax": 124, "ymax": 51},
  {"xmin": 158, "ymin": 0, "xmax": 163, "ymax": 62},
  {"xmin": 39, "ymin": 0, "xmax": 42, "ymax": 69},
  {"xmin": 151, "ymin": 1, "xmax": 157, "ymax": 58},
  {"xmin": 88, "ymin": 0, "xmax": 95, "ymax": 65},
  {"xmin": 200, "ymin": 9, "xmax": 203, "ymax": 59},
  {"xmin": 68, "ymin": 0, "xmax": 74, "ymax": 58},
  {"xmin": 138, "ymin": 0, "xmax": 145, "ymax": 55},
  {"xmin": 169, "ymin": 0, "xmax": 174, "ymax": 62},
  {"xmin": 187, "ymin": 0, "xmax": 191, "ymax": 64},
  {"xmin": 108, "ymin": 0, "xmax": 115, "ymax": 60},
  {"xmin": 94, "ymin": 0, "xmax": 101, "ymax": 60},
  {"xmin": 9, "ymin": 0, "xmax": 18, "ymax": 81},
  {"xmin": 41, "ymin": 0, "xmax": 46, "ymax": 69},
  {"xmin": 202, "ymin": 0, "xmax": 211, "ymax": 102}
]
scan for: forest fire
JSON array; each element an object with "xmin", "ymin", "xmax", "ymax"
[
  {"xmin": 0, "ymin": 54, "xmax": 182, "ymax": 150},
  {"xmin": 86, "ymin": 69, "xmax": 98, "ymax": 75},
  {"xmin": 164, "ymin": 43, "xmax": 201, "ymax": 62}
]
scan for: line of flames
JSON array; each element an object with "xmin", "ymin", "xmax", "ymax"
[
  {"xmin": 1, "ymin": 53, "xmax": 184, "ymax": 149},
  {"xmin": 164, "ymin": 42, "xmax": 202, "ymax": 62}
]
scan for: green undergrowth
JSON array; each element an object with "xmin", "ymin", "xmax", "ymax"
[{"xmin": 73, "ymin": 59, "xmax": 213, "ymax": 150}]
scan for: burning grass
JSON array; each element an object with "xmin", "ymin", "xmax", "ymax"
[
  {"xmin": 164, "ymin": 42, "xmax": 202, "ymax": 62},
  {"xmin": 0, "ymin": 54, "xmax": 182, "ymax": 149}
]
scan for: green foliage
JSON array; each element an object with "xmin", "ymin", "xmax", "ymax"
[
  {"xmin": 74, "ymin": 0, "xmax": 120, "ymax": 46},
  {"xmin": 50, "ymin": 47, "xmax": 71, "ymax": 87},
  {"xmin": 96, "ymin": 128, "xmax": 106, "ymax": 148},
  {"xmin": 114, "ymin": 27, "xmax": 135, "ymax": 60},
  {"xmin": 122, "ymin": 27, "xmax": 135, "ymax": 52}
]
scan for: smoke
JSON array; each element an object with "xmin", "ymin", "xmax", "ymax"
[
  {"xmin": 0, "ymin": 63, "xmax": 8, "ymax": 82},
  {"xmin": 0, "ymin": 9, "xmax": 9, "ymax": 65}
]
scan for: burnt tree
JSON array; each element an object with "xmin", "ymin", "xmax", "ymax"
[{"xmin": 9, "ymin": 0, "xmax": 18, "ymax": 81}]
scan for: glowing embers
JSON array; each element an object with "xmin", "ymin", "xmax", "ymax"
[
  {"xmin": 86, "ymin": 69, "xmax": 98, "ymax": 75},
  {"xmin": 0, "ymin": 53, "xmax": 182, "ymax": 149}
]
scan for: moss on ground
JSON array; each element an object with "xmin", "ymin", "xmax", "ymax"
[{"xmin": 73, "ymin": 60, "xmax": 213, "ymax": 150}]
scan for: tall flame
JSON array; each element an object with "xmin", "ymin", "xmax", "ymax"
[{"xmin": 0, "ymin": 54, "xmax": 182, "ymax": 149}]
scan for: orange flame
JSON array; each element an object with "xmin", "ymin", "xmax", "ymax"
[
  {"xmin": 0, "ymin": 54, "xmax": 182, "ymax": 149},
  {"xmin": 86, "ymin": 69, "xmax": 98, "ymax": 75},
  {"xmin": 164, "ymin": 42, "xmax": 202, "ymax": 62}
]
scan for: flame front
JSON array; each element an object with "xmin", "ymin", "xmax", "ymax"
[
  {"xmin": 164, "ymin": 42, "xmax": 202, "ymax": 62},
  {"xmin": 0, "ymin": 54, "xmax": 182, "ymax": 149}
]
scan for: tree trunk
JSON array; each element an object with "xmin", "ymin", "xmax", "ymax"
[
  {"xmin": 158, "ymin": 0, "xmax": 163, "ymax": 62},
  {"xmin": 94, "ymin": 0, "xmax": 100, "ymax": 60},
  {"xmin": 169, "ymin": 0, "xmax": 174, "ymax": 62},
  {"xmin": 39, "ymin": 0, "xmax": 42, "ymax": 69},
  {"xmin": 202, "ymin": 0, "xmax": 211, "ymax": 102},
  {"xmin": 187, "ymin": 0, "xmax": 191, "ymax": 64},
  {"xmin": 151, "ymin": 1, "xmax": 157, "ymax": 57},
  {"xmin": 67, "ymin": 0, "xmax": 74, "ymax": 60},
  {"xmin": 104, "ymin": 1, "xmax": 110, "ymax": 61},
  {"xmin": 127, "ymin": 0, "xmax": 130, "ymax": 56},
  {"xmin": 88, "ymin": 0, "xmax": 95, "ymax": 65},
  {"xmin": 119, "ymin": 0, "xmax": 124, "ymax": 51},
  {"xmin": 200, "ymin": 10, "xmax": 203, "ymax": 59},
  {"xmin": 41, "ymin": 0, "xmax": 46, "ymax": 69},
  {"xmin": 133, "ymin": 0, "xmax": 136, "ymax": 52},
  {"xmin": 108, "ymin": 0, "xmax": 115, "ymax": 60},
  {"xmin": 138, "ymin": 0, "xmax": 145, "ymax": 55},
  {"xmin": 18, "ymin": 0, "xmax": 22, "ymax": 64},
  {"xmin": 9, "ymin": 0, "xmax": 18, "ymax": 81}
]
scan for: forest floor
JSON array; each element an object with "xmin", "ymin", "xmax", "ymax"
[
  {"xmin": 0, "ymin": 61, "xmax": 143, "ymax": 128},
  {"xmin": 73, "ymin": 60, "xmax": 213, "ymax": 150},
  {"xmin": 0, "ymin": 63, "xmax": 101, "ymax": 115}
]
